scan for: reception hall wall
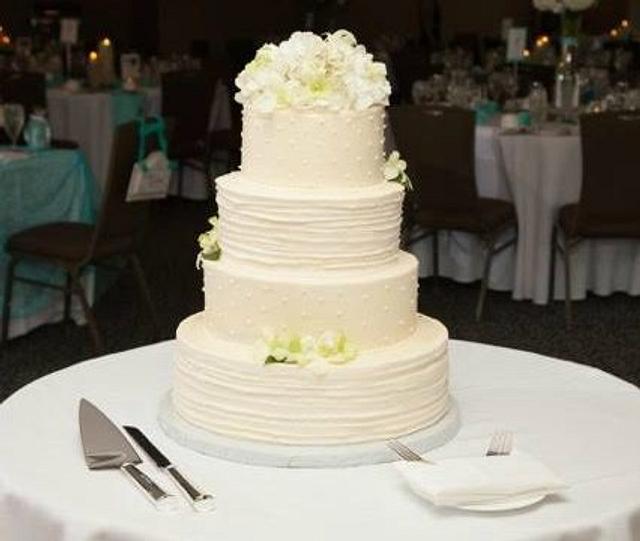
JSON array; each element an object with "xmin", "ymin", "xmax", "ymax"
[{"xmin": 0, "ymin": 0, "xmax": 632, "ymax": 56}]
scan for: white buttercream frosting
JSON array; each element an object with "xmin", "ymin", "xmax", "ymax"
[
  {"xmin": 240, "ymin": 106, "xmax": 386, "ymax": 188},
  {"xmin": 171, "ymin": 46, "xmax": 452, "ymax": 448},
  {"xmin": 216, "ymin": 173, "xmax": 403, "ymax": 270},
  {"xmin": 174, "ymin": 313, "xmax": 450, "ymax": 446},
  {"xmin": 202, "ymin": 252, "xmax": 418, "ymax": 349}
]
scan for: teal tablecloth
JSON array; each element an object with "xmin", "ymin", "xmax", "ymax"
[{"xmin": 0, "ymin": 149, "xmax": 98, "ymax": 338}]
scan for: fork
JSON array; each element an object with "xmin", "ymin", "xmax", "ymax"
[
  {"xmin": 388, "ymin": 430, "xmax": 514, "ymax": 464},
  {"xmin": 387, "ymin": 439, "xmax": 435, "ymax": 464},
  {"xmin": 485, "ymin": 431, "xmax": 513, "ymax": 456}
]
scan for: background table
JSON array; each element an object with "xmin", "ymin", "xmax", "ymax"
[
  {"xmin": 0, "ymin": 149, "xmax": 97, "ymax": 338},
  {"xmin": 410, "ymin": 124, "xmax": 640, "ymax": 304},
  {"xmin": 1, "ymin": 339, "xmax": 640, "ymax": 540},
  {"xmin": 47, "ymin": 88, "xmax": 146, "ymax": 190},
  {"xmin": 47, "ymin": 82, "xmax": 232, "ymax": 201}
]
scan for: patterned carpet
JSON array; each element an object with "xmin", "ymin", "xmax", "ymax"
[{"xmin": 1, "ymin": 197, "xmax": 639, "ymax": 401}]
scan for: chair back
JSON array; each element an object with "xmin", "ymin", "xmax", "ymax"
[
  {"xmin": 579, "ymin": 112, "xmax": 640, "ymax": 225},
  {"xmin": 0, "ymin": 71, "xmax": 46, "ymax": 114},
  {"xmin": 390, "ymin": 45, "xmax": 434, "ymax": 104},
  {"xmin": 161, "ymin": 69, "xmax": 217, "ymax": 150},
  {"xmin": 388, "ymin": 105, "xmax": 479, "ymax": 215},
  {"xmin": 88, "ymin": 122, "xmax": 148, "ymax": 260}
]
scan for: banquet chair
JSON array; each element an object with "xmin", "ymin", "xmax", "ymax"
[
  {"xmin": 550, "ymin": 112, "xmax": 640, "ymax": 326},
  {"xmin": 0, "ymin": 71, "xmax": 46, "ymax": 115},
  {"xmin": 161, "ymin": 69, "xmax": 217, "ymax": 197},
  {"xmin": 1, "ymin": 122, "xmax": 158, "ymax": 354},
  {"xmin": 390, "ymin": 105, "xmax": 517, "ymax": 320}
]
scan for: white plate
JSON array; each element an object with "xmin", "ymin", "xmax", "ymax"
[{"xmin": 456, "ymin": 492, "xmax": 547, "ymax": 512}]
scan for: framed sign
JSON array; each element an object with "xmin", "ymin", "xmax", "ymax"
[
  {"xmin": 121, "ymin": 53, "xmax": 142, "ymax": 80},
  {"xmin": 60, "ymin": 18, "xmax": 79, "ymax": 45},
  {"xmin": 506, "ymin": 27, "xmax": 528, "ymax": 63}
]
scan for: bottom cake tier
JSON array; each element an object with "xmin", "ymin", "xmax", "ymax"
[{"xmin": 171, "ymin": 313, "xmax": 451, "ymax": 447}]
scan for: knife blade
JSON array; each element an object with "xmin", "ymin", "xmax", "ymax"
[
  {"xmin": 124, "ymin": 425, "xmax": 214, "ymax": 511},
  {"xmin": 79, "ymin": 399, "xmax": 177, "ymax": 511}
]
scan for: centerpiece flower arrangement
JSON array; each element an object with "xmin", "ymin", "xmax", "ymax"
[
  {"xmin": 533, "ymin": 0, "xmax": 597, "ymax": 46},
  {"xmin": 235, "ymin": 30, "xmax": 391, "ymax": 113}
]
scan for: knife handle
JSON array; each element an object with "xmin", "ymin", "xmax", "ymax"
[
  {"xmin": 166, "ymin": 465, "xmax": 215, "ymax": 512},
  {"xmin": 121, "ymin": 463, "xmax": 179, "ymax": 512}
]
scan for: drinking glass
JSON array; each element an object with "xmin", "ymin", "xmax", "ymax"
[
  {"xmin": 529, "ymin": 82, "xmax": 548, "ymax": 130},
  {"xmin": 4, "ymin": 103, "xmax": 25, "ymax": 149}
]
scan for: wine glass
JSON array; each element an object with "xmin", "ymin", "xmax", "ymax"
[{"xmin": 4, "ymin": 103, "xmax": 25, "ymax": 149}]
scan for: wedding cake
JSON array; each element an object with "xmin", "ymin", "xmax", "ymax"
[{"xmin": 168, "ymin": 31, "xmax": 454, "ymax": 454}]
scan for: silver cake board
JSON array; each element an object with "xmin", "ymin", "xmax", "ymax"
[{"xmin": 159, "ymin": 393, "xmax": 460, "ymax": 468}]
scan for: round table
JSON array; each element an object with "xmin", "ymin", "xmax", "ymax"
[{"xmin": 1, "ymin": 340, "xmax": 640, "ymax": 541}]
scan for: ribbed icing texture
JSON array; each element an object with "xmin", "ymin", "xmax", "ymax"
[
  {"xmin": 216, "ymin": 173, "xmax": 404, "ymax": 270},
  {"xmin": 240, "ymin": 106, "xmax": 386, "ymax": 188},
  {"xmin": 171, "ymin": 101, "xmax": 452, "ymax": 447},
  {"xmin": 174, "ymin": 314, "xmax": 450, "ymax": 445},
  {"xmin": 202, "ymin": 253, "xmax": 418, "ymax": 349}
]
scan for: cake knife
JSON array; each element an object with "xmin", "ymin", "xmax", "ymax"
[
  {"xmin": 124, "ymin": 425, "xmax": 215, "ymax": 511},
  {"xmin": 78, "ymin": 399, "xmax": 178, "ymax": 511}
]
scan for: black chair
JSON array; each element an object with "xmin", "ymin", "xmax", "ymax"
[
  {"xmin": 389, "ymin": 105, "xmax": 517, "ymax": 320},
  {"xmin": 2, "ymin": 122, "xmax": 158, "ymax": 353},
  {"xmin": 161, "ymin": 69, "xmax": 217, "ymax": 197},
  {"xmin": 0, "ymin": 71, "xmax": 46, "ymax": 115},
  {"xmin": 551, "ymin": 111, "xmax": 640, "ymax": 326}
]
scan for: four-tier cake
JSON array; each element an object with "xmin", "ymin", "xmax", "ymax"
[{"xmin": 165, "ymin": 30, "xmax": 455, "ymax": 459}]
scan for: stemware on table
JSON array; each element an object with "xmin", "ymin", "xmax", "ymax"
[{"xmin": 3, "ymin": 103, "xmax": 25, "ymax": 149}]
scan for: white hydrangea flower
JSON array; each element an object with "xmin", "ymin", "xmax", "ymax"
[
  {"xmin": 256, "ymin": 328, "xmax": 357, "ymax": 367},
  {"xmin": 235, "ymin": 30, "xmax": 391, "ymax": 113},
  {"xmin": 383, "ymin": 151, "xmax": 413, "ymax": 191},
  {"xmin": 533, "ymin": 0, "xmax": 561, "ymax": 12},
  {"xmin": 316, "ymin": 331, "xmax": 358, "ymax": 365},
  {"xmin": 196, "ymin": 216, "xmax": 221, "ymax": 268},
  {"xmin": 533, "ymin": 0, "xmax": 595, "ymax": 11},
  {"xmin": 564, "ymin": 0, "xmax": 595, "ymax": 10}
]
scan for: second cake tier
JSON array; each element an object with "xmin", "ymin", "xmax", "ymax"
[{"xmin": 202, "ymin": 252, "xmax": 418, "ymax": 349}]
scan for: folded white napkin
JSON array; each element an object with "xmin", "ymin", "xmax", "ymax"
[{"xmin": 395, "ymin": 453, "xmax": 566, "ymax": 507}]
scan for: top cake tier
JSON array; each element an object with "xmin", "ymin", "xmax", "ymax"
[{"xmin": 240, "ymin": 106, "xmax": 386, "ymax": 189}]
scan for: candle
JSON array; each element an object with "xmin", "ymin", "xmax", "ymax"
[
  {"xmin": 87, "ymin": 50, "xmax": 101, "ymax": 88},
  {"xmin": 98, "ymin": 37, "xmax": 116, "ymax": 86}
]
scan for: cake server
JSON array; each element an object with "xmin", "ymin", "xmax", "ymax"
[
  {"xmin": 78, "ymin": 399, "xmax": 177, "ymax": 511},
  {"xmin": 124, "ymin": 425, "xmax": 215, "ymax": 511}
]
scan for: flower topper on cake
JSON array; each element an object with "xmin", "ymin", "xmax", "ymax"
[
  {"xmin": 384, "ymin": 151, "xmax": 413, "ymax": 191},
  {"xmin": 196, "ymin": 216, "xmax": 221, "ymax": 268},
  {"xmin": 256, "ymin": 328, "xmax": 358, "ymax": 370},
  {"xmin": 235, "ymin": 30, "xmax": 391, "ymax": 113}
]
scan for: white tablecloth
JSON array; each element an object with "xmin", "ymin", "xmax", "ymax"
[
  {"xmin": 411, "ymin": 125, "xmax": 640, "ymax": 304},
  {"xmin": 46, "ymin": 83, "xmax": 232, "ymax": 201},
  {"xmin": 47, "ymin": 89, "xmax": 116, "ymax": 191},
  {"xmin": 1, "ymin": 340, "xmax": 640, "ymax": 541}
]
